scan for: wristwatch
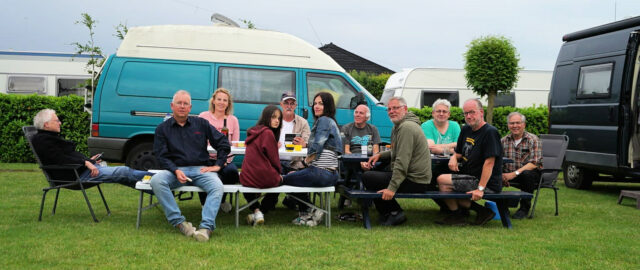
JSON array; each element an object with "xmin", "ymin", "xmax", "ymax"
[
  {"xmin": 514, "ymin": 170, "xmax": 521, "ymax": 176},
  {"xmin": 478, "ymin": 185, "xmax": 485, "ymax": 191}
]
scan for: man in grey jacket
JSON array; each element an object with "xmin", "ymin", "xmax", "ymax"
[{"xmin": 362, "ymin": 96, "xmax": 432, "ymax": 226}]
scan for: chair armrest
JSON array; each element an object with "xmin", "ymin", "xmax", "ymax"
[
  {"xmin": 539, "ymin": 168, "xmax": 562, "ymax": 174},
  {"xmin": 40, "ymin": 164, "xmax": 84, "ymax": 170}
]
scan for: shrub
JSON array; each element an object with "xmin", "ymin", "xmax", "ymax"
[
  {"xmin": 349, "ymin": 70, "xmax": 391, "ymax": 100},
  {"xmin": 0, "ymin": 94, "xmax": 90, "ymax": 163},
  {"xmin": 409, "ymin": 105, "xmax": 548, "ymax": 137}
]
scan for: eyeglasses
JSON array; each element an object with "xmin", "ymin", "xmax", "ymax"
[
  {"xmin": 282, "ymin": 101, "xmax": 296, "ymax": 106},
  {"xmin": 508, "ymin": 121, "xmax": 524, "ymax": 125},
  {"xmin": 434, "ymin": 110, "xmax": 449, "ymax": 114},
  {"xmin": 174, "ymin": 101, "xmax": 191, "ymax": 107},
  {"xmin": 49, "ymin": 119, "xmax": 61, "ymax": 123},
  {"xmin": 463, "ymin": 110, "xmax": 478, "ymax": 116},
  {"xmin": 388, "ymin": 105, "xmax": 406, "ymax": 111}
]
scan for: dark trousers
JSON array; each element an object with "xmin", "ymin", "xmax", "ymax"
[
  {"xmin": 362, "ymin": 170, "xmax": 430, "ymax": 215},
  {"xmin": 510, "ymin": 169, "xmax": 540, "ymax": 211},
  {"xmin": 242, "ymin": 193, "xmax": 279, "ymax": 213},
  {"xmin": 199, "ymin": 163, "xmax": 239, "ymax": 205}
]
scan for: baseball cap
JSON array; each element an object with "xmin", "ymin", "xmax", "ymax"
[{"xmin": 281, "ymin": 92, "xmax": 296, "ymax": 101}]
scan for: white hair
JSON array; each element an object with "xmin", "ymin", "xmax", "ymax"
[
  {"xmin": 507, "ymin": 111, "xmax": 526, "ymax": 123},
  {"xmin": 173, "ymin": 90, "xmax": 191, "ymax": 103},
  {"xmin": 388, "ymin": 96, "xmax": 407, "ymax": 106},
  {"xmin": 34, "ymin": 109, "xmax": 56, "ymax": 129},
  {"xmin": 432, "ymin": 99, "xmax": 452, "ymax": 110},
  {"xmin": 354, "ymin": 104, "xmax": 371, "ymax": 120}
]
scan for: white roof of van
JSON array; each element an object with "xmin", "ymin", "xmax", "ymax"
[{"xmin": 117, "ymin": 25, "xmax": 345, "ymax": 72}]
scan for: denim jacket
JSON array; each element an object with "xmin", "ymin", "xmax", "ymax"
[{"xmin": 308, "ymin": 116, "xmax": 343, "ymax": 159}]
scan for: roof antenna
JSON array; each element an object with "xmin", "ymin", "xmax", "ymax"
[
  {"xmin": 211, "ymin": 13, "xmax": 240, "ymax": 27},
  {"xmin": 307, "ymin": 18, "xmax": 323, "ymax": 46}
]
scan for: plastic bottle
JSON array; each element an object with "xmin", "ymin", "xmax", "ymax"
[
  {"xmin": 163, "ymin": 113, "xmax": 172, "ymax": 121},
  {"xmin": 361, "ymin": 142, "xmax": 367, "ymax": 156}
]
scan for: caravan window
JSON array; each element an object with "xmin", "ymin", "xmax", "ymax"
[
  {"xmin": 306, "ymin": 73, "xmax": 357, "ymax": 109},
  {"xmin": 7, "ymin": 76, "xmax": 46, "ymax": 94},
  {"xmin": 577, "ymin": 63, "xmax": 613, "ymax": 97},
  {"xmin": 57, "ymin": 78, "xmax": 87, "ymax": 96},
  {"xmin": 421, "ymin": 91, "xmax": 459, "ymax": 107},
  {"xmin": 219, "ymin": 67, "xmax": 294, "ymax": 104}
]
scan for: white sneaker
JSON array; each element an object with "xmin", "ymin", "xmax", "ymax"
[
  {"xmin": 220, "ymin": 202, "xmax": 232, "ymax": 213},
  {"xmin": 177, "ymin": 221, "xmax": 195, "ymax": 237},
  {"xmin": 310, "ymin": 209, "xmax": 324, "ymax": 224},
  {"xmin": 193, "ymin": 228, "xmax": 211, "ymax": 242},
  {"xmin": 246, "ymin": 213, "xmax": 255, "ymax": 225},
  {"xmin": 253, "ymin": 210, "xmax": 265, "ymax": 226}
]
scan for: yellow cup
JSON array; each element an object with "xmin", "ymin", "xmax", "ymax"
[
  {"xmin": 238, "ymin": 141, "xmax": 246, "ymax": 147},
  {"xmin": 285, "ymin": 144, "xmax": 294, "ymax": 152},
  {"xmin": 294, "ymin": 144, "xmax": 302, "ymax": 151}
]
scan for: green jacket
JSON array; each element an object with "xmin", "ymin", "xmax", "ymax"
[{"xmin": 380, "ymin": 112, "xmax": 432, "ymax": 191}]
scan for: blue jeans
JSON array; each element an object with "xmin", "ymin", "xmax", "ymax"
[
  {"xmin": 282, "ymin": 166, "xmax": 338, "ymax": 187},
  {"xmin": 150, "ymin": 166, "xmax": 223, "ymax": 231},
  {"xmin": 80, "ymin": 165, "xmax": 151, "ymax": 188}
]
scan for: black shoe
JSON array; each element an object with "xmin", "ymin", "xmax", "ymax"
[
  {"xmin": 472, "ymin": 207, "xmax": 496, "ymax": 226},
  {"xmin": 436, "ymin": 212, "xmax": 468, "ymax": 226},
  {"xmin": 282, "ymin": 197, "xmax": 297, "ymax": 211},
  {"xmin": 381, "ymin": 211, "xmax": 407, "ymax": 226},
  {"xmin": 512, "ymin": 209, "xmax": 528, "ymax": 219}
]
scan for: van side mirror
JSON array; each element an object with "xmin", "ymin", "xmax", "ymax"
[{"xmin": 350, "ymin": 92, "xmax": 367, "ymax": 109}]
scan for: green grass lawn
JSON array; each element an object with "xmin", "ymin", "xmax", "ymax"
[{"xmin": 1, "ymin": 163, "xmax": 639, "ymax": 269}]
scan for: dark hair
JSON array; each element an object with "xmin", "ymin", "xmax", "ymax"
[
  {"xmin": 312, "ymin": 92, "xmax": 337, "ymax": 123},
  {"xmin": 255, "ymin": 105, "xmax": 282, "ymax": 142}
]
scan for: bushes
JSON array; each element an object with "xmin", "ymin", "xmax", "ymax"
[
  {"xmin": 409, "ymin": 105, "xmax": 548, "ymax": 137},
  {"xmin": 0, "ymin": 94, "xmax": 90, "ymax": 163},
  {"xmin": 349, "ymin": 70, "xmax": 390, "ymax": 100}
]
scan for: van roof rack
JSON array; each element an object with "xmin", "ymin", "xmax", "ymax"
[{"xmin": 563, "ymin": 16, "xmax": 640, "ymax": 42}]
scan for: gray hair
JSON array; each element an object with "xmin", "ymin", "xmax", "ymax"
[
  {"xmin": 388, "ymin": 96, "xmax": 407, "ymax": 107},
  {"xmin": 464, "ymin": 98, "xmax": 483, "ymax": 111},
  {"xmin": 507, "ymin": 111, "xmax": 526, "ymax": 123},
  {"xmin": 173, "ymin": 90, "xmax": 191, "ymax": 103},
  {"xmin": 432, "ymin": 99, "xmax": 452, "ymax": 110},
  {"xmin": 355, "ymin": 104, "xmax": 371, "ymax": 120},
  {"xmin": 34, "ymin": 109, "xmax": 56, "ymax": 129}
]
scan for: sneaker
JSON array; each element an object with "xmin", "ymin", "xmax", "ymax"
[
  {"xmin": 309, "ymin": 209, "xmax": 324, "ymax": 224},
  {"xmin": 253, "ymin": 210, "xmax": 265, "ymax": 226},
  {"xmin": 193, "ymin": 228, "xmax": 211, "ymax": 242},
  {"xmin": 436, "ymin": 212, "xmax": 468, "ymax": 226},
  {"xmin": 220, "ymin": 202, "xmax": 233, "ymax": 213},
  {"xmin": 176, "ymin": 221, "xmax": 196, "ymax": 237},
  {"xmin": 472, "ymin": 206, "xmax": 496, "ymax": 226},
  {"xmin": 246, "ymin": 213, "xmax": 255, "ymax": 226},
  {"xmin": 381, "ymin": 211, "xmax": 407, "ymax": 226},
  {"xmin": 292, "ymin": 211, "xmax": 311, "ymax": 225},
  {"xmin": 512, "ymin": 209, "xmax": 528, "ymax": 220},
  {"xmin": 343, "ymin": 199, "xmax": 352, "ymax": 208}
]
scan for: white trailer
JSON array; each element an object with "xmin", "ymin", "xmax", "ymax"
[
  {"xmin": 0, "ymin": 51, "xmax": 101, "ymax": 96},
  {"xmin": 380, "ymin": 68, "xmax": 552, "ymax": 108}
]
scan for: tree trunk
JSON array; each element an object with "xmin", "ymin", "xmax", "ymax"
[{"xmin": 486, "ymin": 92, "xmax": 496, "ymax": 125}]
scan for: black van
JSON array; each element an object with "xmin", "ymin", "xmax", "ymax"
[{"xmin": 549, "ymin": 16, "xmax": 640, "ymax": 189}]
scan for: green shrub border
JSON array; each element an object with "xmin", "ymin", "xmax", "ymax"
[
  {"xmin": 0, "ymin": 94, "xmax": 90, "ymax": 163},
  {"xmin": 409, "ymin": 105, "xmax": 548, "ymax": 137}
]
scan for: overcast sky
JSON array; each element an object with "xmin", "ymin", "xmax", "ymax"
[{"xmin": 3, "ymin": 0, "xmax": 640, "ymax": 72}]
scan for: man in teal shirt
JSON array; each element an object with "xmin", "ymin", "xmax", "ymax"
[{"xmin": 421, "ymin": 99, "xmax": 461, "ymax": 155}]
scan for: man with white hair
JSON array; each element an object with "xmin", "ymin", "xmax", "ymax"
[
  {"xmin": 31, "ymin": 109, "xmax": 151, "ymax": 187},
  {"xmin": 341, "ymin": 104, "xmax": 381, "ymax": 155},
  {"xmin": 421, "ymin": 99, "xmax": 461, "ymax": 155}
]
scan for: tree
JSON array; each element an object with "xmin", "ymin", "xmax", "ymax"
[
  {"xmin": 71, "ymin": 13, "xmax": 104, "ymax": 105},
  {"xmin": 464, "ymin": 35, "xmax": 520, "ymax": 124}
]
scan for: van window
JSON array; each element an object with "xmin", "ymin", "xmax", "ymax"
[
  {"xmin": 57, "ymin": 78, "xmax": 87, "ymax": 96},
  {"xmin": 7, "ymin": 76, "xmax": 46, "ymax": 94},
  {"xmin": 577, "ymin": 63, "xmax": 613, "ymax": 97},
  {"xmin": 421, "ymin": 91, "xmax": 460, "ymax": 107},
  {"xmin": 117, "ymin": 61, "xmax": 211, "ymax": 100},
  {"xmin": 219, "ymin": 67, "xmax": 294, "ymax": 104},
  {"xmin": 307, "ymin": 73, "xmax": 357, "ymax": 108}
]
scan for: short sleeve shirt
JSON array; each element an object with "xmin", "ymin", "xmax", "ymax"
[
  {"xmin": 421, "ymin": 119, "xmax": 461, "ymax": 144},
  {"xmin": 455, "ymin": 123, "xmax": 503, "ymax": 192},
  {"xmin": 341, "ymin": 122, "xmax": 381, "ymax": 153}
]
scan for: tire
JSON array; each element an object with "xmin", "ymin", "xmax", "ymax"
[
  {"xmin": 563, "ymin": 163, "xmax": 595, "ymax": 189},
  {"xmin": 125, "ymin": 142, "xmax": 159, "ymax": 170}
]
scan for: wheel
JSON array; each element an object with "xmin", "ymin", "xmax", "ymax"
[
  {"xmin": 563, "ymin": 163, "xmax": 595, "ymax": 189},
  {"xmin": 125, "ymin": 142, "xmax": 159, "ymax": 170}
]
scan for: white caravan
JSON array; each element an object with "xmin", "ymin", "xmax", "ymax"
[{"xmin": 380, "ymin": 68, "xmax": 552, "ymax": 108}]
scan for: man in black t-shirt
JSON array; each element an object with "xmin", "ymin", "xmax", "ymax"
[{"xmin": 436, "ymin": 99, "xmax": 503, "ymax": 226}]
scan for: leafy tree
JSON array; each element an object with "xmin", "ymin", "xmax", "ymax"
[
  {"xmin": 349, "ymin": 70, "xmax": 391, "ymax": 100},
  {"xmin": 239, "ymin": 19, "xmax": 256, "ymax": 29},
  {"xmin": 114, "ymin": 22, "xmax": 129, "ymax": 40},
  {"xmin": 71, "ymin": 13, "xmax": 105, "ymax": 96},
  {"xmin": 464, "ymin": 35, "xmax": 520, "ymax": 124}
]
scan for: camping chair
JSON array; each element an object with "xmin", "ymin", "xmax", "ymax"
[
  {"xmin": 527, "ymin": 134, "xmax": 569, "ymax": 218},
  {"xmin": 23, "ymin": 126, "xmax": 110, "ymax": 222}
]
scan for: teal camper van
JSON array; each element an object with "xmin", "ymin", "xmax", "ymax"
[{"xmin": 88, "ymin": 25, "xmax": 391, "ymax": 169}]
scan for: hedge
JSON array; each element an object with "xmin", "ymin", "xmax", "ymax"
[
  {"xmin": 0, "ymin": 94, "xmax": 90, "ymax": 163},
  {"xmin": 349, "ymin": 70, "xmax": 390, "ymax": 100},
  {"xmin": 409, "ymin": 105, "xmax": 548, "ymax": 137}
]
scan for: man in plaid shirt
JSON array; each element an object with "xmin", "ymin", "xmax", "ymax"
[{"xmin": 501, "ymin": 112, "xmax": 542, "ymax": 219}]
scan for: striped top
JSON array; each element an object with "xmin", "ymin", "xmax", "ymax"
[{"xmin": 311, "ymin": 149, "xmax": 338, "ymax": 170}]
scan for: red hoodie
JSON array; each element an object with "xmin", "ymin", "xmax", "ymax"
[{"xmin": 239, "ymin": 125, "xmax": 282, "ymax": 188}]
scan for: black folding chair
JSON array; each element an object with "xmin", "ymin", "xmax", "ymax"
[
  {"xmin": 528, "ymin": 134, "xmax": 570, "ymax": 218},
  {"xmin": 23, "ymin": 126, "xmax": 110, "ymax": 222}
]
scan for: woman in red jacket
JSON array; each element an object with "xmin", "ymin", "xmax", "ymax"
[{"xmin": 240, "ymin": 105, "xmax": 283, "ymax": 226}]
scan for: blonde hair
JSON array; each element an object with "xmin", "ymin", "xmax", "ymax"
[{"xmin": 209, "ymin": 88, "xmax": 234, "ymax": 115}]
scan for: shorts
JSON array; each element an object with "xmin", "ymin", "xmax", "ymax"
[{"xmin": 451, "ymin": 174, "xmax": 496, "ymax": 193}]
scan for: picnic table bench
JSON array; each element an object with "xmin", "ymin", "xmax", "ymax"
[{"xmin": 338, "ymin": 186, "xmax": 533, "ymax": 229}]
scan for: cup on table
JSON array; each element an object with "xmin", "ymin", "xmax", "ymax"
[{"xmin": 294, "ymin": 144, "xmax": 302, "ymax": 151}]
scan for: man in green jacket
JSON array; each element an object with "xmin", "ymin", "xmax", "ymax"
[{"xmin": 362, "ymin": 96, "xmax": 432, "ymax": 226}]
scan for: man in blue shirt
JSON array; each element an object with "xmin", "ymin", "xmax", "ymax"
[{"xmin": 150, "ymin": 90, "xmax": 230, "ymax": 242}]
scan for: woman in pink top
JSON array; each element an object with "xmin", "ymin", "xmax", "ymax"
[{"xmin": 198, "ymin": 88, "xmax": 240, "ymax": 208}]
